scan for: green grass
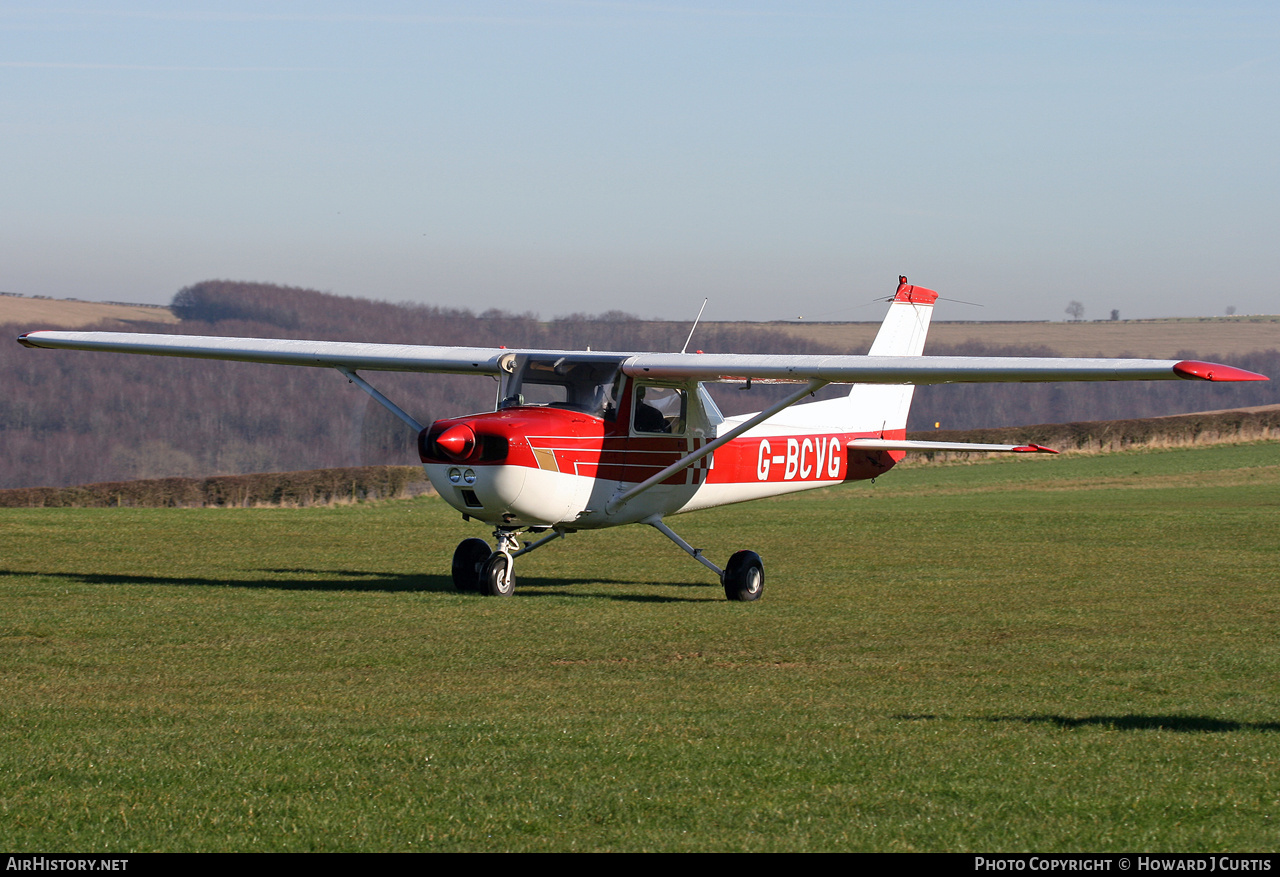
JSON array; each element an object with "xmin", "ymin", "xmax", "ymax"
[{"xmin": 2, "ymin": 443, "xmax": 1278, "ymax": 851}]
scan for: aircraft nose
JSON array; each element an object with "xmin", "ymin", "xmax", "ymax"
[{"xmin": 436, "ymin": 423, "xmax": 477, "ymax": 461}]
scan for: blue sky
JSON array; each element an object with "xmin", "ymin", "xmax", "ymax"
[{"xmin": 2, "ymin": 1, "xmax": 1277, "ymax": 322}]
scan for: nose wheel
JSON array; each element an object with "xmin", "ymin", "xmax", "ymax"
[{"xmin": 480, "ymin": 551, "xmax": 515, "ymax": 596}]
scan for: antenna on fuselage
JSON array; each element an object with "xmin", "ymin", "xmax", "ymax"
[{"xmin": 681, "ymin": 298, "xmax": 709, "ymax": 354}]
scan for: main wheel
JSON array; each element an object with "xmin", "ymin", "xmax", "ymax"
[
  {"xmin": 480, "ymin": 552, "xmax": 516, "ymax": 597},
  {"xmin": 452, "ymin": 538, "xmax": 491, "ymax": 592},
  {"xmin": 722, "ymin": 550, "xmax": 764, "ymax": 602}
]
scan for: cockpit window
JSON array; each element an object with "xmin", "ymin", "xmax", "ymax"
[{"xmin": 499, "ymin": 355, "xmax": 624, "ymax": 421}]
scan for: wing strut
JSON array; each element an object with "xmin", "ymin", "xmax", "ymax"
[
  {"xmin": 336, "ymin": 367, "xmax": 425, "ymax": 433},
  {"xmin": 605, "ymin": 379, "xmax": 828, "ymax": 514}
]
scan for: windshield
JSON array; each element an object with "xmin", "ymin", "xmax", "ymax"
[{"xmin": 499, "ymin": 355, "xmax": 625, "ymax": 421}]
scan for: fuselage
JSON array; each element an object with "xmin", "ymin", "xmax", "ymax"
[{"xmin": 419, "ymin": 368, "xmax": 900, "ymax": 529}]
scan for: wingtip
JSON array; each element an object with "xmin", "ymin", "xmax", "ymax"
[
  {"xmin": 16, "ymin": 332, "xmax": 39, "ymax": 348},
  {"xmin": 1173, "ymin": 360, "xmax": 1269, "ymax": 382}
]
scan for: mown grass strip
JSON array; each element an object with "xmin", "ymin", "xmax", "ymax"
[{"xmin": 1, "ymin": 443, "xmax": 1277, "ymax": 851}]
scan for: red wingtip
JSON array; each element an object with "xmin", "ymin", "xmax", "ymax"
[
  {"xmin": 1012, "ymin": 444, "xmax": 1059, "ymax": 454},
  {"xmin": 1173, "ymin": 360, "xmax": 1269, "ymax": 382}
]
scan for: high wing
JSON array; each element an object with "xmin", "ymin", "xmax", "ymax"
[
  {"xmin": 622, "ymin": 353, "xmax": 1266, "ymax": 384},
  {"xmin": 15, "ymin": 330, "xmax": 1268, "ymax": 384}
]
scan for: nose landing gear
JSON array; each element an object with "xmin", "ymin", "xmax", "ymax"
[{"xmin": 450, "ymin": 528, "xmax": 565, "ymax": 596}]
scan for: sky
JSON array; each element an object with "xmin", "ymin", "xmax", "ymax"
[{"xmin": 2, "ymin": 1, "xmax": 1277, "ymax": 323}]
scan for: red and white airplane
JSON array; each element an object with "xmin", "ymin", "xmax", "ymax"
[{"xmin": 18, "ymin": 277, "xmax": 1267, "ymax": 601}]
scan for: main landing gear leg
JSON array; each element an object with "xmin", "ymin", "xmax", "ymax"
[
  {"xmin": 646, "ymin": 517, "xmax": 764, "ymax": 602},
  {"xmin": 451, "ymin": 528, "xmax": 566, "ymax": 597}
]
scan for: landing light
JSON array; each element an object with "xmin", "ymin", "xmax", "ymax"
[
  {"xmin": 463, "ymin": 469, "xmax": 477, "ymax": 484},
  {"xmin": 448, "ymin": 468, "xmax": 462, "ymax": 483}
]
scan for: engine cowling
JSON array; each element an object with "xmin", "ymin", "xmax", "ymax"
[{"xmin": 419, "ymin": 420, "xmax": 509, "ymax": 465}]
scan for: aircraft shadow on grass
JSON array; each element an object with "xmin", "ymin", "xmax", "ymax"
[
  {"xmin": 988, "ymin": 714, "xmax": 1280, "ymax": 733},
  {"xmin": 0, "ymin": 568, "xmax": 715, "ymax": 602},
  {"xmin": 254, "ymin": 569, "xmax": 717, "ymax": 601},
  {"xmin": 896, "ymin": 713, "xmax": 1280, "ymax": 733}
]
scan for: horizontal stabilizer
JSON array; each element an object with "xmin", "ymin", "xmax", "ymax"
[{"xmin": 848, "ymin": 438, "xmax": 1058, "ymax": 454}]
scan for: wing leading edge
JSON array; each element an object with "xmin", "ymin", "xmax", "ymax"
[
  {"xmin": 16, "ymin": 330, "xmax": 1267, "ymax": 384},
  {"xmin": 17, "ymin": 331, "xmax": 506, "ymax": 375}
]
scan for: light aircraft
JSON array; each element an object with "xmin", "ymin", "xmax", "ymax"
[{"xmin": 18, "ymin": 277, "xmax": 1267, "ymax": 601}]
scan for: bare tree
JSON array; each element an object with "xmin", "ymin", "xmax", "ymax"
[{"xmin": 1065, "ymin": 301, "xmax": 1085, "ymax": 321}]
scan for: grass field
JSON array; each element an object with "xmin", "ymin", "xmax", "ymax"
[{"xmin": 2, "ymin": 443, "xmax": 1277, "ymax": 851}]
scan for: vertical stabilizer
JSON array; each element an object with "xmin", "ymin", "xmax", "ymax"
[{"xmin": 847, "ymin": 276, "xmax": 938, "ymax": 433}]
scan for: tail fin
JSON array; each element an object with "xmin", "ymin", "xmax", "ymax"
[
  {"xmin": 846, "ymin": 276, "xmax": 938, "ymax": 434},
  {"xmin": 867, "ymin": 276, "xmax": 937, "ymax": 358}
]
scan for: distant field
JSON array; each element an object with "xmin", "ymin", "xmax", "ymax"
[
  {"xmin": 0, "ymin": 294, "xmax": 177, "ymax": 330},
  {"xmin": 2, "ymin": 442, "xmax": 1277, "ymax": 851},
  {"xmin": 723, "ymin": 317, "xmax": 1280, "ymax": 358},
  {"xmin": 4, "ymin": 293, "xmax": 1276, "ymax": 356}
]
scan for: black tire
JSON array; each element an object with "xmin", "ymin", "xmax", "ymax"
[
  {"xmin": 722, "ymin": 550, "xmax": 764, "ymax": 602},
  {"xmin": 480, "ymin": 552, "xmax": 515, "ymax": 597},
  {"xmin": 452, "ymin": 538, "xmax": 491, "ymax": 593}
]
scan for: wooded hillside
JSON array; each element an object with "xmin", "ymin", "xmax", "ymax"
[{"xmin": 4, "ymin": 280, "xmax": 1276, "ymax": 489}]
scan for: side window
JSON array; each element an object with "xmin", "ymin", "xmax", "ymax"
[{"xmin": 632, "ymin": 385, "xmax": 686, "ymax": 435}]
